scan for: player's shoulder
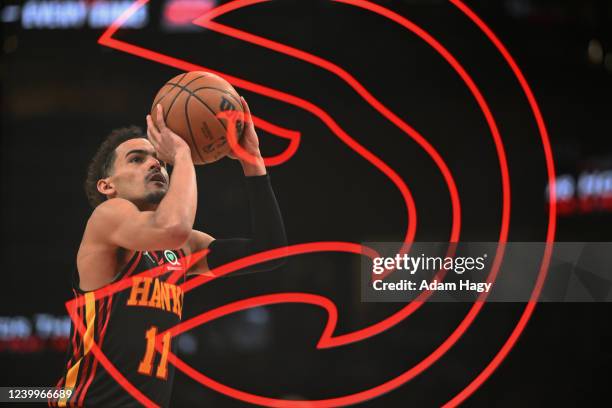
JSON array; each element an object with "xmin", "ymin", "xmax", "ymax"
[{"xmin": 88, "ymin": 198, "xmax": 139, "ymax": 228}]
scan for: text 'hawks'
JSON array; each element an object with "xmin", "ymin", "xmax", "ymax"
[{"xmin": 126, "ymin": 277, "xmax": 183, "ymax": 318}]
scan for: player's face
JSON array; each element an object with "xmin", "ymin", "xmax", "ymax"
[{"xmin": 108, "ymin": 138, "xmax": 169, "ymax": 207}]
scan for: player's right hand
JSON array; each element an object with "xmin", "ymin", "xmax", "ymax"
[{"xmin": 146, "ymin": 104, "xmax": 191, "ymax": 165}]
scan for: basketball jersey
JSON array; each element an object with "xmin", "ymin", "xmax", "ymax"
[{"xmin": 49, "ymin": 248, "xmax": 187, "ymax": 408}]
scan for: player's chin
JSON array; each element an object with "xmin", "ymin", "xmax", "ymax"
[{"xmin": 144, "ymin": 189, "xmax": 167, "ymax": 205}]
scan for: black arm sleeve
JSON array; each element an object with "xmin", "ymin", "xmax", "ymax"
[{"xmin": 206, "ymin": 174, "xmax": 287, "ymax": 273}]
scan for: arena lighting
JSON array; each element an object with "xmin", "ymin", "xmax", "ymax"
[
  {"xmin": 587, "ymin": 39, "xmax": 604, "ymax": 65},
  {"xmin": 0, "ymin": 314, "xmax": 70, "ymax": 353},
  {"xmin": 17, "ymin": 0, "xmax": 148, "ymax": 30},
  {"xmin": 547, "ymin": 170, "xmax": 612, "ymax": 215},
  {"xmin": 162, "ymin": 0, "xmax": 217, "ymax": 32},
  {"xmin": 1, "ymin": 4, "xmax": 20, "ymax": 23}
]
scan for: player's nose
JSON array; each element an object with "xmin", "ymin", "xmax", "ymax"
[{"xmin": 148, "ymin": 156, "xmax": 162, "ymax": 170}]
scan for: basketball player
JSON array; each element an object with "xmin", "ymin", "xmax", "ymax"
[{"xmin": 50, "ymin": 97, "xmax": 287, "ymax": 407}]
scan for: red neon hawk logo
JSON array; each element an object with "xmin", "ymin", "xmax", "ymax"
[{"xmin": 62, "ymin": 0, "xmax": 557, "ymax": 406}]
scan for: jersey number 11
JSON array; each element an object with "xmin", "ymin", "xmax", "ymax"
[{"xmin": 138, "ymin": 326, "xmax": 171, "ymax": 379}]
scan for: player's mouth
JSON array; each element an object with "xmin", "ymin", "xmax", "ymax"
[{"xmin": 147, "ymin": 172, "xmax": 167, "ymax": 185}]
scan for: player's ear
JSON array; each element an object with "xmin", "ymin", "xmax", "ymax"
[{"xmin": 97, "ymin": 178, "xmax": 116, "ymax": 198}]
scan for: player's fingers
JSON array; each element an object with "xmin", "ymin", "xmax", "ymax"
[
  {"xmin": 147, "ymin": 129, "xmax": 157, "ymax": 149},
  {"xmin": 146, "ymin": 116, "xmax": 160, "ymax": 147},
  {"xmin": 155, "ymin": 104, "xmax": 167, "ymax": 131},
  {"xmin": 240, "ymin": 96, "xmax": 253, "ymax": 127},
  {"xmin": 146, "ymin": 114, "xmax": 160, "ymax": 138},
  {"xmin": 240, "ymin": 96, "xmax": 250, "ymax": 114}
]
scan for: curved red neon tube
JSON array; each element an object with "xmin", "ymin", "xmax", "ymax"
[
  {"xmin": 73, "ymin": 0, "xmax": 557, "ymax": 406},
  {"xmin": 443, "ymin": 0, "xmax": 557, "ymax": 405},
  {"xmin": 97, "ymin": 0, "xmax": 425, "ymax": 345}
]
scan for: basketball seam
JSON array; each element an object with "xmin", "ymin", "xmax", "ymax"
[
  {"xmin": 152, "ymin": 72, "xmax": 187, "ymax": 113},
  {"xmin": 169, "ymin": 83, "xmax": 228, "ymax": 130},
  {"xmin": 163, "ymin": 74, "xmax": 208, "ymax": 122},
  {"xmin": 165, "ymin": 84, "xmax": 242, "ymax": 108},
  {"xmin": 152, "ymin": 86, "xmax": 175, "ymax": 109},
  {"xmin": 189, "ymin": 93, "xmax": 240, "ymax": 153},
  {"xmin": 184, "ymin": 93, "xmax": 206, "ymax": 163},
  {"xmin": 164, "ymin": 77, "xmax": 244, "ymax": 162},
  {"xmin": 162, "ymin": 82, "xmax": 244, "ymax": 139},
  {"xmin": 189, "ymin": 86, "xmax": 245, "ymax": 140},
  {"xmin": 160, "ymin": 73, "xmax": 188, "ymax": 122}
]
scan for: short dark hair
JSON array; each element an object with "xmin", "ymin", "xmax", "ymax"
[{"xmin": 85, "ymin": 126, "xmax": 146, "ymax": 208}]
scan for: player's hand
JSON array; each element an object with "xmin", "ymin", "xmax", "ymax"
[
  {"xmin": 146, "ymin": 104, "xmax": 191, "ymax": 165},
  {"xmin": 230, "ymin": 96, "xmax": 260, "ymax": 158},
  {"xmin": 228, "ymin": 97, "xmax": 266, "ymax": 176}
]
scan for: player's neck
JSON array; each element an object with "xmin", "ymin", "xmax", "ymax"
[
  {"xmin": 131, "ymin": 198, "xmax": 158, "ymax": 212},
  {"xmin": 139, "ymin": 202, "xmax": 158, "ymax": 211}
]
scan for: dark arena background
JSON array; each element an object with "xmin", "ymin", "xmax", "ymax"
[{"xmin": 1, "ymin": 0, "xmax": 612, "ymax": 407}]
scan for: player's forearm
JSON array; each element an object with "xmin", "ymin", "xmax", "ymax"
[
  {"xmin": 208, "ymin": 175, "xmax": 287, "ymax": 271},
  {"xmin": 206, "ymin": 174, "xmax": 287, "ymax": 272},
  {"xmin": 153, "ymin": 148, "xmax": 197, "ymax": 237},
  {"xmin": 245, "ymin": 174, "xmax": 286, "ymax": 252}
]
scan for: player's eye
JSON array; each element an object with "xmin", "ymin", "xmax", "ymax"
[{"xmin": 129, "ymin": 156, "xmax": 143, "ymax": 163}]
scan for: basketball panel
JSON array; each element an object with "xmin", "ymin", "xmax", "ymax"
[
  {"xmin": 151, "ymin": 84, "xmax": 175, "ymax": 108},
  {"xmin": 186, "ymin": 95, "xmax": 231, "ymax": 164},
  {"xmin": 150, "ymin": 71, "xmax": 247, "ymax": 165},
  {"xmin": 193, "ymin": 88, "xmax": 245, "ymax": 141},
  {"xmin": 162, "ymin": 91, "xmax": 200, "ymax": 158},
  {"xmin": 184, "ymin": 72, "xmax": 242, "ymax": 108}
]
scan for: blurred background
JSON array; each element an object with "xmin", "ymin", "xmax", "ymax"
[{"xmin": 1, "ymin": 0, "xmax": 611, "ymax": 406}]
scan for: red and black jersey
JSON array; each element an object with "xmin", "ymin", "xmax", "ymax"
[{"xmin": 50, "ymin": 248, "xmax": 187, "ymax": 408}]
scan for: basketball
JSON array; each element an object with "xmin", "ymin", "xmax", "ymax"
[{"xmin": 150, "ymin": 71, "xmax": 245, "ymax": 164}]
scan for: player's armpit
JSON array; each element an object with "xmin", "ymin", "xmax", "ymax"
[
  {"xmin": 184, "ymin": 229, "xmax": 214, "ymax": 276},
  {"xmin": 89, "ymin": 198, "xmax": 192, "ymax": 251}
]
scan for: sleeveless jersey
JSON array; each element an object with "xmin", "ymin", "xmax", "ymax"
[{"xmin": 49, "ymin": 248, "xmax": 187, "ymax": 408}]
